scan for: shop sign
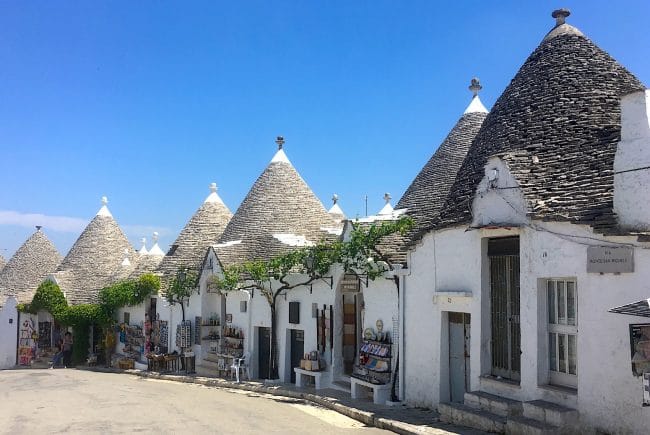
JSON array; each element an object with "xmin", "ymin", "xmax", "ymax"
[
  {"xmin": 587, "ymin": 246, "xmax": 634, "ymax": 273},
  {"xmin": 340, "ymin": 274, "xmax": 360, "ymax": 292}
]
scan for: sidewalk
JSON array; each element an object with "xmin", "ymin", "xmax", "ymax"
[{"xmin": 77, "ymin": 365, "xmax": 485, "ymax": 435}]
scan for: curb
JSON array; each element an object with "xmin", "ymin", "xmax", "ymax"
[{"xmin": 78, "ymin": 366, "xmax": 421, "ymax": 435}]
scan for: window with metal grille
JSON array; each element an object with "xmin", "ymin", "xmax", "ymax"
[{"xmin": 547, "ymin": 278, "xmax": 578, "ymax": 388}]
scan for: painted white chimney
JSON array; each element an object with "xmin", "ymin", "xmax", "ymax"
[{"xmin": 614, "ymin": 90, "xmax": 650, "ymax": 231}]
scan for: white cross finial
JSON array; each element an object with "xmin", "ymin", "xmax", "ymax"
[
  {"xmin": 209, "ymin": 182, "xmax": 217, "ymax": 193},
  {"xmin": 153, "ymin": 231, "xmax": 159, "ymax": 242},
  {"xmin": 101, "ymin": 196, "xmax": 108, "ymax": 206}
]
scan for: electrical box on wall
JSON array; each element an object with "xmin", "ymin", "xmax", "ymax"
[
  {"xmin": 289, "ymin": 302, "xmax": 300, "ymax": 324},
  {"xmin": 240, "ymin": 301, "xmax": 247, "ymax": 313}
]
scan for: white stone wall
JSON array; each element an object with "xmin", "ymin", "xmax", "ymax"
[
  {"xmin": 403, "ymin": 221, "xmax": 650, "ymax": 433},
  {"xmin": 0, "ymin": 297, "xmax": 18, "ymax": 368},
  {"xmin": 615, "ymin": 90, "xmax": 650, "ymax": 231}
]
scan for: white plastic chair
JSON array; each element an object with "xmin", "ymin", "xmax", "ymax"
[{"xmin": 230, "ymin": 353, "xmax": 249, "ymax": 383}]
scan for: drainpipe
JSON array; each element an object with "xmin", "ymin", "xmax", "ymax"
[{"xmin": 393, "ymin": 259, "xmax": 411, "ymax": 402}]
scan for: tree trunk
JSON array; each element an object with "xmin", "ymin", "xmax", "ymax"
[
  {"xmin": 270, "ymin": 301, "xmax": 279, "ymax": 379},
  {"xmin": 180, "ymin": 299, "xmax": 186, "ymax": 322}
]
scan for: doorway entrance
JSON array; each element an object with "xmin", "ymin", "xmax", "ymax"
[
  {"xmin": 290, "ymin": 329, "xmax": 304, "ymax": 383},
  {"xmin": 449, "ymin": 312, "xmax": 471, "ymax": 402},
  {"xmin": 258, "ymin": 327, "xmax": 271, "ymax": 379},
  {"xmin": 488, "ymin": 237, "xmax": 521, "ymax": 381}
]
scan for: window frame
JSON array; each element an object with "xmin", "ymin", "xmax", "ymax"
[{"xmin": 546, "ymin": 278, "xmax": 578, "ymax": 388}]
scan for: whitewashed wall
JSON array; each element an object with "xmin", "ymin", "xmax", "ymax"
[
  {"xmin": 403, "ymin": 217, "xmax": 650, "ymax": 433},
  {"xmin": 0, "ymin": 297, "xmax": 18, "ymax": 368}
]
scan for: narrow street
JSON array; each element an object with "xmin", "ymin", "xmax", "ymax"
[{"xmin": 0, "ymin": 369, "xmax": 389, "ymax": 434}]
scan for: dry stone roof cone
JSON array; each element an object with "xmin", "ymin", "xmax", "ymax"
[
  {"xmin": 0, "ymin": 226, "xmax": 62, "ymax": 305},
  {"xmin": 437, "ymin": 8, "xmax": 645, "ymax": 233},
  {"xmin": 215, "ymin": 136, "xmax": 339, "ymax": 266},
  {"xmin": 53, "ymin": 196, "xmax": 135, "ymax": 304},
  {"xmin": 157, "ymin": 183, "xmax": 232, "ymax": 293},
  {"xmin": 397, "ymin": 78, "xmax": 488, "ymax": 237}
]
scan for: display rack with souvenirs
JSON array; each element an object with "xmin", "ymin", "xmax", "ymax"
[
  {"xmin": 123, "ymin": 323, "xmax": 145, "ymax": 360},
  {"xmin": 221, "ymin": 325, "xmax": 244, "ymax": 358},
  {"xmin": 352, "ymin": 319, "xmax": 392, "ymax": 385},
  {"xmin": 176, "ymin": 320, "xmax": 192, "ymax": 349}
]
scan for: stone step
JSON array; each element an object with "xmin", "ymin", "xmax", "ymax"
[
  {"xmin": 523, "ymin": 400, "xmax": 578, "ymax": 427},
  {"xmin": 506, "ymin": 415, "xmax": 558, "ymax": 435},
  {"xmin": 330, "ymin": 380, "xmax": 351, "ymax": 393},
  {"xmin": 439, "ymin": 402, "xmax": 506, "ymax": 433},
  {"xmin": 464, "ymin": 391, "xmax": 523, "ymax": 417}
]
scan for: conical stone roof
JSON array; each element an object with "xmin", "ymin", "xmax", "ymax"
[
  {"xmin": 157, "ymin": 184, "xmax": 232, "ymax": 291},
  {"xmin": 215, "ymin": 139, "xmax": 339, "ymax": 266},
  {"xmin": 0, "ymin": 228, "xmax": 62, "ymax": 304},
  {"xmin": 397, "ymin": 80, "xmax": 488, "ymax": 238},
  {"xmin": 54, "ymin": 197, "xmax": 135, "ymax": 304},
  {"xmin": 437, "ymin": 10, "xmax": 645, "ymax": 232}
]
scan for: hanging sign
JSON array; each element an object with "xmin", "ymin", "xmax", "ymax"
[
  {"xmin": 587, "ymin": 246, "xmax": 634, "ymax": 273},
  {"xmin": 340, "ymin": 274, "xmax": 360, "ymax": 292}
]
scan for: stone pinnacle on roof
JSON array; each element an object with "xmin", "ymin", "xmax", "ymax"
[
  {"xmin": 148, "ymin": 231, "xmax": 165, "ymax": 256},
  {"xmin": 205, "ymin": 182, "xmax": 226, "ymax": 205},
  {"xmin": 328, "ymin": 194, "xmax": 346, "ymax": 222},
  {"xmin": 139, "ymin": 237, "xmax": 149, "ymax": 256},
  {"xmin": 378, "ymin": 193, "xmax": 394, "ymax": 215},
  {"xmin": 271, "ymin": 135, "xmax": 291, "ymax": 164},
  {"xmin": 464, "ymin": 77, "xmax": 488, "ymax": 114},
  {"xmin": 97, "ymin": 195, "xmax": 112, "ymax": 217},
  {"xmin": 552, "ymin": 8, "xmax": 570, "ymax": 25},
  {"xmin": 544, "ymin": 8, "xmax": 583, "ymax": 41}
]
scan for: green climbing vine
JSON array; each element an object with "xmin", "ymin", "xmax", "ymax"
[{"xmin": 17, "ymin": 274, "xmax": 160, "ymax": 364}]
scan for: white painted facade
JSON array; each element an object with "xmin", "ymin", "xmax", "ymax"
[
  {"xmin": 0, "ymin": 297, "xmax": 18, "ymax": 368},
  {"xmin": 402, "ymin": 132, "xmax": 650, "ymax": 433},
  {"xmin": 614, "ymin": 90, "xmax": 650, "ymax": 232}
]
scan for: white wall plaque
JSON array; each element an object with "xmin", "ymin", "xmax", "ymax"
[{"xmin": 587, "ymin": 246, "xmax": 634, "ymax": 273}]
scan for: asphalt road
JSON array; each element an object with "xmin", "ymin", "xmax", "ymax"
[{"xmin": 0, "ymin": 369, "xmax": 390, "ymax": 434}]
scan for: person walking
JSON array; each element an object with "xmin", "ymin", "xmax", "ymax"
[{"xmin": 62, "ymin": 331, "xmax": 73, "ymax": 367}]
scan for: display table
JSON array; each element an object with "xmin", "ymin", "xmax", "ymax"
[
  {"xmin": 182, "ymin": 352, "xmax": 195, "ymax": 374},
  {"xmin": 294, "ymin": 368, "xmax": 323, "ymax": 389},
  {"xmin": 350, "ymin": 377, "xmax": 391, "ymax": 404}
]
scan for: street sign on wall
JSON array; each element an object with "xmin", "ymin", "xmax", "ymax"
[{"xmin": 587, "ymin": 246, "xmax": 634, "ymax": 273}]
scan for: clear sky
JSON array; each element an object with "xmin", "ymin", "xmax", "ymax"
[{"xmin": 1, "ymin": 1, "xmax": 649, "ymax": 259}]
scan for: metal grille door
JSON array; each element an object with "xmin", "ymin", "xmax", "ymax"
[{"xmin": 489, "ymin": 238, "xmax": 520, "ymax": 381}]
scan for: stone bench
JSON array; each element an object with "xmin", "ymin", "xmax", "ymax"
[
  {"xmin": 294, "ymin": 368, "xmax": 323, "ymax": 389},
  {"xmin": 350, "ymin": 377, "xmax": 391, "ymax": 405}
]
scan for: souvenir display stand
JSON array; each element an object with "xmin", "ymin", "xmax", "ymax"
[
  {"xmin": 352, "ymin": 320, "xmax": 393, "ymax": 385},
  {"xmin": 201, "ymin": 324, "xmax": 244, "ymax": 377}
]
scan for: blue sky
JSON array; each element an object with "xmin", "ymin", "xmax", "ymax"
[{"xmin": 1, "ymin": 1, "xmax": 649, "ymax": 259}]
